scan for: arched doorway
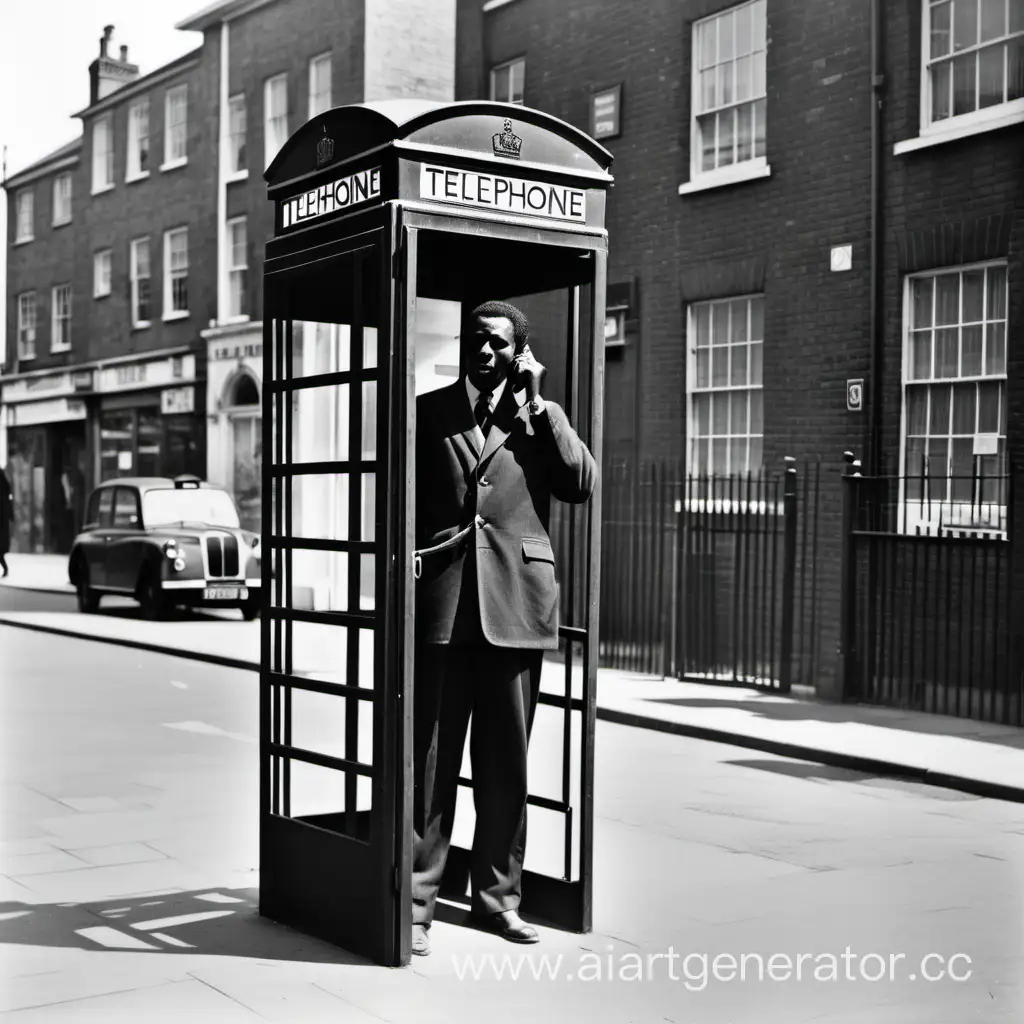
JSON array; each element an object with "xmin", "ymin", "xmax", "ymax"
[{"xmin": 224, "ymin": 370, "xmax": 261, "ymax": 534}]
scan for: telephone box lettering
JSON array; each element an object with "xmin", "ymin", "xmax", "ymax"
[
  {"xmin": 281, "ymin": 166, "xmax": 382, "ymax": 228},
  {"xmin": 420, "ymin": 165, "xmax": 586, "ymax": 223}
]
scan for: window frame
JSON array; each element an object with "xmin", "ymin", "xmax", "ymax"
[
  {"xmin": 899, "ymin": 259, "xmax": 1009, "ymax": 536},
  {"xmin": 14, "ymin": 188, "xmax": 34, "ymax": 242},
  {"xmin": 264, "ymin": 73, "xmax": 289, "ymax": 168},
  {"xmin": 685, "ymin": 292, "xmax": 766, "ymax": 481},
  {"xmin": 227, "ymin": 93, "xmax": 247, "ymax": 179},
  {"xmin": 918, "ymin": 0, "xmax": 1024, "ymax": 141},
  {"xmin": 162, "ymin": 84, "xmax": 188, "ymax": 171},
  {"xmin": 308, "ymin": 52, "xmax": 332, "ymax": 118},
  {"xmin": 94, "ymin": 248, "xmax": 113, "ymax": 299},
  {"xmin": 163, "ymin": 227, "xmax": 190, "ymax": 320},
  {"xmin": 489, "ymin": 56, "xmax": 526, "ymax": 104},
  {"xmin": 226, "ymin": 215, "xmax": 248, "ymax": 320},
  {"xmin": 685, "ymin": 0, "xmax": 770, "ymax": 193},
  {"xmin": 126, "ymin": 98, "xmax": 151, "ymax": 181},
  {"xmin": 17, "ymin": 291, "xmax": 37, "ymax": 361},
  {"xmin": 91, "ymin": 114, "xmax": 114, "ymax": 194},
  {"xmin": 52, "ymin": 173, "xmax": 72, "ymax": 227},
  {"xmin": 50, "ymin": 283, "xmax": 72, "ymax": 353},
  {"xmin": 130, "ymin": 236, "xmax": 152, "ymax": 329}
]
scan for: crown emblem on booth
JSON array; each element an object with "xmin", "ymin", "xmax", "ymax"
[
  {"xmin": 316, "ymin": 127, "xmax": 335, "ymax": 168},
  {"xmin": 492, "ymin": 118, "xmax": 522, "ymax": 159}
]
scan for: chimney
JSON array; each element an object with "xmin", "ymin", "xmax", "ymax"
[{"xmin": 89, "ymin": 26, "xmax": 140, "ymax": 105}]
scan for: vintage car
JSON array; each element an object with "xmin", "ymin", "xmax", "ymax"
[{"xmin": 68, "ymin": 475, "xmax": 262, "ymax": 619}]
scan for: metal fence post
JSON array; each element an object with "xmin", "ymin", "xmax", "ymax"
[
  {"xmin": 837, "ymin": 452, "xmax": 861, "ymax": 701},
  {"xmin": 778, "ymin": 457, "xmax": 798, "ymax": 692}
]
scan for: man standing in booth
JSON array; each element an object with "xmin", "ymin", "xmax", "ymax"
[{"xmin": 412, "ymin": 301, "xmax": 596, "ymax": 956}]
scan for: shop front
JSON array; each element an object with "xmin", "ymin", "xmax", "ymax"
[
  {"xmin": 95, "ymin": 350, "xmax": 205, "ymax": 486},
  {"xmin": 205, "ymin": 326, "xmax": 262, "ymax": 534},
  {"xmin": 1, "ymin": 370, "xmax": 91, "ymax": 554}
]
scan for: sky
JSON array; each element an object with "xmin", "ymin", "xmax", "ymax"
[{"xmin": 0, "ymin": 0, "xmax": 208, "ymax": 364}]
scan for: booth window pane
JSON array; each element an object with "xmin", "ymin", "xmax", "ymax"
[
  {"xmin": 294, "ymin": 383, "xmax": 350, "ymax": 463},
  {"xmin": 290, "ymin": 474, "xmax": 350, "ymax": 542}
]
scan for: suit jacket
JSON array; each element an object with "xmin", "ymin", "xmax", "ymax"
[{"xmin": 415, "ymin": 379, "xmax": 597, "ymax": 649}]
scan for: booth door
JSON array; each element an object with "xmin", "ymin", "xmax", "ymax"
[{"xmin": 260, "ymin": 230, "xmax": 411, "ymax": 966}]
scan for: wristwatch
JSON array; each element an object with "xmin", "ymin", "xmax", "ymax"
[{"xmin": 527, "ymin": 396, "xmax": 546, "ymax": 416}]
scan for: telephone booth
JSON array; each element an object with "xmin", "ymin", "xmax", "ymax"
[{"xmin": 260, "ymin": 100, "xmax": 613, "ymax": 966}]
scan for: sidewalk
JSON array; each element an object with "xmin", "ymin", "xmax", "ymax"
[{"xmin": 2, "ymin": 553, "xmax": 1023, "ymax": 803}]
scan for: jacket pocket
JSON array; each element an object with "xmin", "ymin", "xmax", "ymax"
[{"xmin": 522, "ymin": 537, "xmax": 555, "ymax": 564}]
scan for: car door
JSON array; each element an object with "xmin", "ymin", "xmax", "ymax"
[
  {"xmin": 89, "ymin": 488, "xmax": 116, "ymax": 588},
  {"xmin": 106, "ymin": 487, "xmax": 143, "ymax": 590}
]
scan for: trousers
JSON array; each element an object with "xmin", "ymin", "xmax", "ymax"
[{"xmin": 411, "ymin": 641, "xmax": 543, "ymax": 924}]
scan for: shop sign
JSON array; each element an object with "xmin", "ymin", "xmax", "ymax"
[
  {"xmin": 73, "ymin": 370, "xmax": 95, "ymax": 392},
  {"xmin": 99, "ymin": 354, "xmax": 195, "ymax": 393},
  {"xmin": 12, "ymin": 397, "xmax": 87, "ymax": 427},
  {"xmin": 161, "ymin": 385, "xmax": 195, "ymax": 415},
  {"xmin": 420, "ymin": 164, "xmax": 586, "ymax": 223},
  {"xmin": 280, "ymin": 166, "xmax": 381, "ymax": 229},
  {"xmin": 2, "ymin": 372, "xmax": 73, "ymax": 404},
  {"xmin": 213, "ymin": 341, "xmax": 263, "ymax": 362}
]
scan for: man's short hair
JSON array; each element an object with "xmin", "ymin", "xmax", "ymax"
[{"xmin": 468, "ymin": 300, "xmax": 529, "ymax": 353}]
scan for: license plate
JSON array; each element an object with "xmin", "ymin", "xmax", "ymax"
[{"xmin": 204, "ymin": 586, "xmax": 245, "ymax": 601}]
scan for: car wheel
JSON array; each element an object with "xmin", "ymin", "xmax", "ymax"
[
  {"xmin": 138, "ymin": 570, "xmax": 167, "ymax": 621},
  {"xmin": 75, "ymin": 563, "xmax": 100, "ymax": 614},
  {"xmin": 241, "ymin": 598, "xmax": 260, "ymax": 621}
]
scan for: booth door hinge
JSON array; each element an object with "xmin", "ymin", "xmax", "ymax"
[
  {"xmin": 392, "ymin": 866, "xmax": 402, "ymax": 893},
  {"xmin": 391, "ymin": 245, "xmax": 404, "ymax": 280}
]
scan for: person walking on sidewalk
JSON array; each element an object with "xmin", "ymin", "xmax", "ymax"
[
  {"xmin": 411, "ymin": 301, "xmax": 597, "ymax": 957},
  {"xmin": 0, "ymin": 467, "xmax": 13, "ymax": 577}
]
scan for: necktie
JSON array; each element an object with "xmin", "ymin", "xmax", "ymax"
[{"xmin": 474, "ymin": 392, "xmax": 491, "ymax": 430}]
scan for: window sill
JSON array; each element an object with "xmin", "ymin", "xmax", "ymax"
[
  {"xmin": 94, "ymin": 291, "xmax": 111, "ymax": 300},
  {"xmin": 50, "ymin": 345, "xmax": 72, "ymax": 355},
  {"xmin": 220, "ymin": 314, "xmax": 251, "ymax": 325},
  {"xmin": 678, "ymin": 161, "xmax": 771, "ymax": 196},
  {"xmin": 162, "ymin": 310, "xmax": 190, "ymax": 322},
  {"xmin": 13, "ymin": 236, "xmax": 34, "ymax": 246},
  {"xmin": 126, "ymin": 171, "xmax": 150, "ymax": 184},
  {"xmin": 160, "ymin": 158, "xmax": 188, "ymax": 173},
  {"xmin": 226, "ymin": 169, "xmax": 248, "ymax": 183},
  {"xmin": 91, "ymin": 183, "xmax": 115, "ymax": 196},
  {"xmin": 132, "ymin": 321, "xmax": 152, "ymax": 331},
  {"xmin": 51, "ymin": 219, "xmax": 72, "ymax": 229},
  {"xmin": 482, "ymin": 0, "xmax": 522, "ymax": 10},
  {"xmin": 18, "ymin": 353, "xmax": 37, "ymax": 362},
  {"xmin": 894, "ymin": 104, "xmax": 1024, "ymax": 155}
]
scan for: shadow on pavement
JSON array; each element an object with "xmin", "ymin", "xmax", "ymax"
[
  {"xmin": 0, "ymin": 886, "xmax": 369, "ymax": 965},
  {"xmin": 646, "ymin": 694, "xmax": 1024, "ymax": 750}
]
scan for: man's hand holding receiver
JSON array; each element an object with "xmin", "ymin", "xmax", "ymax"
[{"xmin": 513, "ymin": 344, "xmax": 546, "ymax": 414}]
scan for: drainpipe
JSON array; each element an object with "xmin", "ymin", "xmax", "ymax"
[{"xmin": 868, "ymin": 0, "xmax": 885, "ymax": 472}]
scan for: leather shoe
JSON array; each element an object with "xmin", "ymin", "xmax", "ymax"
[
  {"xmin": 477, "ymin": 910, "xmax": 538, "ymax": 944},
  {"xmin": 411, "ymin": 923, "xmax": 431, "ymax": 956}
]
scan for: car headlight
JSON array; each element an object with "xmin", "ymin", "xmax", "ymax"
[
  {"xmin": 174, "ymin": 557, "xmax": 186, "ymax": 572},
  {"xmin": 163, "ymin": 541, "xmax": 178, "ymax": 559},
  {"xmin": 252, "ymin": 537, "xmax": 262, "ymax": 560}
]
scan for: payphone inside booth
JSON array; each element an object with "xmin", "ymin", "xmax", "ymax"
[{"xmin": 261, "ymin": 100, "xmax": 613, "ymax": 967}]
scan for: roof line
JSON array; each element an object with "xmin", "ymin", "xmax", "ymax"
[{"xmin": 72, "ymin": 47, "xmax": 203, "ymax": 119}]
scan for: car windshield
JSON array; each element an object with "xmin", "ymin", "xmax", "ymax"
[{"xmin": 142, "ymin": 487, "xmax": 241, "ymax": 529}]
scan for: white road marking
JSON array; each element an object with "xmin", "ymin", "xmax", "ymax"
[
  {"xmin": 170, "ymin": 680, "xmax": 189, "ymax": 689},
  {"xmin": 195, "ymin": 892, "xmax": 245, "ymax": 904},
  {"xmin": 0, "ymin": 911, "xmax": 32, "ymax": 921},
  {"xmin": 131, "ymin": 909, "xmax": 234, "ymax": 931},
  {"xmin": 150, "ymin": 931, "xmax": 194, "ymax": 947},
  {"xmin": 77, "ymin": 925, "xmax": 159, "ymax": 950}
]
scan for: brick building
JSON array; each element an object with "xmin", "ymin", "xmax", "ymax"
[{"xmin": 1, "ymin": 0, "xmax": 455, "ymax": 551}]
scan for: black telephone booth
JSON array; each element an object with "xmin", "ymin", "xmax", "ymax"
[{"xmin": 261, "ymin": 100, "xmax": 613, "ymax": 967}]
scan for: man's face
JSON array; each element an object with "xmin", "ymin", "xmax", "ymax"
[{"xmin": 465, "ymin": 315, "xmax": 516, "ymax": 391}]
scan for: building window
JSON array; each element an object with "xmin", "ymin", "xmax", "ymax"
[
  {"xmin": 228, "ymin": 94, "xmax": 247, "ymax": 175},
  {"xmin": 265, "ymin": 73, "xmax": 289, "ymax": 167},
  {"xmin": 164, "ymin": 227, "xmax": 189, "ymax": 317},
  {"xmin": 15, "ymin": 188, "xmax": 33, "ymax": 242},
  {"xmin": 227, "ymin": 217, "xmax": 247, "ymax": 318},
  {"xmin": 127, "ymin": 98, "xmax": 150, "ymax": 179},
  {"xmin": 691, "ymin": 0, "xmax": 767, "ymax": 178},
  {"xmin": 94, "ymin": 249, "xmax": 112, "ymax": 298},
  {"xmin": 92, "ymin": 115, "xmax": 114, "ymax": 192},
  {"xmin": 17, "ymin": 292, "xmax": 37, "ymax": 360},
  {"xmin": 130, "ymin": 237, "xmax": 151, "ymax": 327},
  {"xmin": 490, "ymin": 57, "xmax": 525, "ymax": 104},
  {"xmin": 309, "ymin": 53, "xmax": 332, "ymax": 117},
  {"xmin": 164, "ymin": 84, "xmax": 188, "ymax": 167},
  {"xmin": 923, "ymin": 0, "xmax": 1024, "ymax": 130},
  {"xmin": 688, "ymin": 294, "xmax": 764, "ymax": 476},
  {"xmin": 902, "ymin": 263, "xmax": 1008, "ymax": 530},
  {"xmin": 52, "ymin": 174, "xmax": 72, "ymax": 226},
  {"xmin": 51, "ymin": 284, "xmax": 72, "ymax": 352}
]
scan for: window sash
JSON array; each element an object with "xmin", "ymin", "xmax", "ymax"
[
  {"xmin": 265, "ymin": 75, "xmax": 289, "ymax": 165},
  {"xmin": 130, "ymin": 239, "xmax": 151, "ymax": 324},
  {"xmin": 94, "ymin": 250, "xmax": 112, "ymax": 297},
  {"xmin": 92, "ymin": 116, "xmax": 113, "ymax": 189},
  {"xmin": 17, "ymin": 293, "xmax": 37, "ymax": 358},
  {"xmin": 490, "ymin": 59, "xmax": 525, "ymax": 103},
  {"xmin": 51, "ymin": 285, "xmax": 72, "ymax": 350},
  {"xmin": 165, "ymin": 86, "xmax": 188, "ymax": 162},
  {"xmin": 52, "ymin": 175, "xmax": 72, "ymax": 224},
  {"xmin": 228, "ymin": 95, "xmax": 247, "ymax": 173},
  {"xmin": 309, "ymin": 54, "xmax": 332, "ymax": 117},
  {"xmin": 165, "ymin": 229, "xmax": 189, "ymax": 313},
  {"xmin": 128, "ymin": 100, "xmax": 150, "ymax": 177},
  {"xmin": 15, "ymin": 190, "xmax": 33, "ymax": 240}
]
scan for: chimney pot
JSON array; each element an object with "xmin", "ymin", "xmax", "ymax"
[
  {"xmin": 120, "ymin": 45, "xmax": 128, "ymax": 61},
  {"xmin": 100, "ymin": 25, "xmax": 113, "ymax": 57}
]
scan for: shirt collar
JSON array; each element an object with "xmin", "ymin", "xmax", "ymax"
[{"xmin": 465, "ymin": 374, "xmax": 506, "ymax": 412}]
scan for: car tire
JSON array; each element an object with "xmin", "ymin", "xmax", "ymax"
[
  {"xmin": 138, "ymin": 569, "xmax": 167, "ymax": 621},
  {"xmin": 241, "ymin": 598, "xmax": 260, "ymax": 621},
  {"xmin": 75, "ymin": 562, "xmax": 100, "ymax": 614}
]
